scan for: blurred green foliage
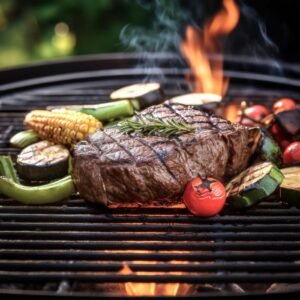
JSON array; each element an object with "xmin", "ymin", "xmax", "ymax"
[{"xmin": 0, "ymin": 0, "xmax": 151, "ymax": 68}]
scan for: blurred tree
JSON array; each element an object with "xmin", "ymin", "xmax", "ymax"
[{"xmin": 0, "ymin": 0, "xmax": 151, "ymax": 68}]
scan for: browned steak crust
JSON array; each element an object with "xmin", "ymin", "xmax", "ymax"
[{"xmin": 72, "ymin": 104, "xmax": 260, "ymax": 205}]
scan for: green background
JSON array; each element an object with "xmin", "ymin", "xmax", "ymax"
[{"xmin": 0, "ymin": 0, "xmax": 152, "ymax": 68}]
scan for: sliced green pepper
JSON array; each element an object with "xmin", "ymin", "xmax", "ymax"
[{"xmin": 0, "ymin": 175, "xmax": 74, "ymax": 205}]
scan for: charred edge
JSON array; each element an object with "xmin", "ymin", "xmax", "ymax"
[
  {"xmin": 130, "ymin": 135, "xmax": 179, "ymax": 183},
  {"xmin": 102, "ymin": 130, "xmax": 137, "ymax": 164}
]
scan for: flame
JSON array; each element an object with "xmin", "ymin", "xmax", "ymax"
[
  {"xmin": 117, "ymin": 250, "xmax": 190, "ymax": 296},
  {"xmin": 181, "ymin": 0, "xmax": 240, "ymax": 97},
  {"xmin": 119, "ymin": 263, "xmax": 183, "ymax": 296}
]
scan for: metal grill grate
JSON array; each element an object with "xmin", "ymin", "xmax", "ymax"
[{"xmin": 0, "ymin": 54, "xmax": 300, "ymax": 299}]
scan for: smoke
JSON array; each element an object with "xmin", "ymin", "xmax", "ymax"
[
  {"xmin": 120, "ymin": 0, "xmax": 281, "ymax": 81},
  {"xmin": 226, "ymin": 0, "xmax": 282, "ymax": 74}
]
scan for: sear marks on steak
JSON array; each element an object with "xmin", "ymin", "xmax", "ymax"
[{"xmin": 72, "ymin": 104, "xmax": 260, "ymax": 205}]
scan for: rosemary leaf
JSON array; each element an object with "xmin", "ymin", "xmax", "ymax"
[{"xmin": 118, "ymin": 117, "xmax": 195, "ymax": 137}]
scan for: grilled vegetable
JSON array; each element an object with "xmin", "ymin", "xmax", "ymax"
[
  {"xmin": 275, "ymin": 109, "xmax": 300, "ymax": 136},
  {"xmin": 47, "ymin": 100, "xmax": 139, "ymax": 122},
  {"xmin": 0, "ymin": 156, "xmax": 19, "ymax": 183},
  {"xmin": 273, "ymin": 98, "xmax": 297, "ymax": 113},
  {"xmin": 283, "ymin": 142, "xmax": 300, "ymax": 164},
  {"xmin": 0, "ymin": 175, "xmax": 74, "ymax": 205},
  {"xmin": 183, "ymin": 177, "xmax": 226, "ymax": 217},
  {"xmin": 258, "ymin": 129, "xmax": 282, "ymax": 166},
  {"xmin": 9, "ymin": 130, "xmax": 40, "ymax": 149},
  {"xmin": 24, "ymin": 109, "xmax": 102, "ymax": 147},
  {"xmin": 237, "ymin": 104, "xmax": 270, "ymax": 126},
  {"xmin": 169, "ymin": 93, "xmax": 222, "ymax": 106},
  {"xmin": 16, "ymin": 141, "xmax": 69, "ymax": 181},
  {"xmin": 280, "ymin": 166, "xmax": 300, "ymax": 206},
  {"xmin": 226, "ymin": 162, "xmax": 284, "ymax": 208},
  {"xmin": 110, "ymin": 83, "xmax": 163, "ymax": 108}
]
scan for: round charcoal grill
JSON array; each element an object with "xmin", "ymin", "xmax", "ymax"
[{"xmin": 0, "ymin": 53, "xmax": 300, "ymax": 299}]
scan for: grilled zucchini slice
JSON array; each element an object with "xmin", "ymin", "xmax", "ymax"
[
  {"xmin": 280, "ymin": 166, "xmax": 300, "ymax": 207},
  {"xmin": 226, "ymin": 162, "xmax": 284, "ymax": 208},
  {"xmin": 110, "ymin": 83, "xmax": 163, "ymax": 108}
]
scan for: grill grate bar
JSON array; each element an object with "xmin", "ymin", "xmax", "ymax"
[
  {"xmin": 1, "ymin": 249, "xmax": 300, "ymax": 261},
  {"xmin": 1, "ymin": 222, "xmax": 300, "ymax": 232},
  {"xmin": 0, "ymin": 261, "xmax": 299, "ymax": 273},
  {"xmin": 1, "ymin": 272, "xmax": 300, "ymax": 284},
  {"xmin": 1, "ymin": 231, "xmax": 299, "ymax": 241},
  {"xmin": 1, "ymin": 240, "xmax": 300, "ymax": 251},
  {"xmin": 0, "ymin": 213, "xmax": 299, "ymax": 223}
]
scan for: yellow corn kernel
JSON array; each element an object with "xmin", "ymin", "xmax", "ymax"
[{"xmin": 24, "ymin": 109, "xmax": 102, "ymax": 146}]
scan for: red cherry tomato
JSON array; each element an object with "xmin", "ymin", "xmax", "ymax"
[
  {"xmin": 273, "ymin": 98, "xmax": 297, "ymax": 113},
  {"xmin": 283, "ymin": 142, "xmax": 300, "ymax": 164},
  {"xmin": 244, "ymin": 105, "xmax": 270, "ymax": 121},
  {"xmin": 236, "ymin": 105, "xmax": 270, "ymax": 126},
  {"xmin": 183, "ymin": 177, "xmax": 226, "ymax": 217}
]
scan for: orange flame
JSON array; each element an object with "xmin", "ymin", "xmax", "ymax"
[
  {"xmin": 119, "ymin": 263, "xmax": 182, "ymax": 296},
  {"xmin": 181, "ymin": 0, "xmax": 240, "ymax": 96}
]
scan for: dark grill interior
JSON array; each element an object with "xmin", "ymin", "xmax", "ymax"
[{"xmin": 0, "ymin": 54, "xmax": 300, "ymax": 299}]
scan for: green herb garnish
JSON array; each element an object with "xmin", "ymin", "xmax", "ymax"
[{"xmin": 118, "ymin": 117, "xmax": 195, "ymax": 137}]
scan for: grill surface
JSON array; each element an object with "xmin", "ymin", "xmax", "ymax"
[{"xmin": 0, "ymin": 54, "xmax": 300, "ymax": 299}]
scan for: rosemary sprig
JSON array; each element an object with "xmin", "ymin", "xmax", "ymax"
[{"xmin": 118, "ymin": 117, "xmax": 195, "ymax": 137}]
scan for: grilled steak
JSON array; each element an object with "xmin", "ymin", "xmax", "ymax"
[{"xmin": 73, "ymin": 104, "xmax": 260, "ymax": 205}]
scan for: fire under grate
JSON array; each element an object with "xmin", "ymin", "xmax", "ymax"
[{"xmin": 0, "ymin": 54, "xmax": 300, "ymax": 298}]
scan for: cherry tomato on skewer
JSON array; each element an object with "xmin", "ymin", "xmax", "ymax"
[{"xmin": 183, "ymin": 177, "xmax": 226, "ymax": 217}]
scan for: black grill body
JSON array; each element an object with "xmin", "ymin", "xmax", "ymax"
[{"xmin": 0, "ymin": 53, "xmax": 300, "ymax": 299}]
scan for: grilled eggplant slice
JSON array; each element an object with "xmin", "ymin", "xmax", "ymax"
[
  {"xmin": 16, "ymin": 141, "xmax": 69, "ymax": 181},
  {"xmin": 110, "ymin": 83, "xmax": 163, "ymax": 108},
  {"xmin": 280, "ymin": 166, "xmax": 300, "ymax": 206},
  {"xmin": 226, "ymin": 162, "xmax": 284, "ymax": 208}
]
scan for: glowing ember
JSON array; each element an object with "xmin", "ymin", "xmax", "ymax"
[{"xmin": 181, "ymin": 0, "xmax": 240, "ymax": 97}]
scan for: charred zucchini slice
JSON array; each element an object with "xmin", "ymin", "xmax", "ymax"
[
  {"xmin": 110, "ymin": 83, "xmax": 163, "ymax": 108},
  {"xmin": 16, "ymin": 141, "xmax": 69, "ymax": 181},
  {"xmin": 280, "ymin": 166, "xmax": 300, "ymax": 206},
  {"xmin": 226, "ymin": 162, "xmax": 284, "ymax": 208}
]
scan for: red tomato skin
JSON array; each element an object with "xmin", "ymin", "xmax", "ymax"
[
  {"xmin": 183, "ymin": 177, "xmax": 226, "ymax": 217},
  {"xmin": 244, "ymin": 105, "xmax": 270, "ymax": 121},
  {"xmin": 283, "ymin": 142, "xmax": 300, "ymax": 164},
  {"xmin": 273, "ymin": 98, "xmax": 297, "ymax": 113}
]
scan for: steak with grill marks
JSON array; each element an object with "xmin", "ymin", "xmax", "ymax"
[{"xmin": 72, "ymin": 103, "xmax": 260, "ymax": 205}]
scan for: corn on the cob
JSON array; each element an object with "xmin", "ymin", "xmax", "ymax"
[{"xmin": 24, "ymin": 109, "xmax": 102, "ymax": 146}]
